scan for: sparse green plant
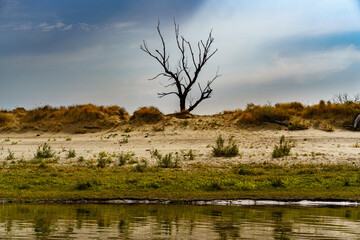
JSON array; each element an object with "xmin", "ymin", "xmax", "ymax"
[
  {"xmin": 66, "ymin": 137, "xmax": 72, "ymax": 141},
  {"xmin": 209, "ymin": 120, "xmax": 220, "ymax": 129},
  {"xmin": 124, "ymin": 127, "xmax": 132, "ymax": 133},
  {"xmin": 96, "ymin": 152, "xmax": 112, "ymax": 168},
  {"xmin": 67, "ymin": 149, "xmax": 76, "ymax": 159},
  {"xmin": 204, "ymin": 179, "xmax": 223, "ymax": 191},
  {"xmin": 133, "ymin": 159, "xmax": 148, "ymax": 172},
  {"xmin": 322, "ymin": 122, "xmax": 335, "ymax": 132},
  {"xmin": 270, "ymin": 176, "xmax": 285, "ymax": 188},
  {"xmin": 212, "ymin": 135, "xmax": 239, "ymax": 157},
  {"xmin": 77, "ymin": 156, "xmax": 85, "ymax": 164},
  {"xmin": 182, "ymin": 120, "xmax": 189, "ymax": 127},
  {"xmin": 153, "ymin": 150, "xmax": 179, "ymax": 168},
  {"xmin": 150, "ymin": 149, "xmax": 161, "ymax": 159},
  {"xmin": 38, "ymin": 159, "xmax": 47, "ymax": 169},
  {"xmin": 353, "ymin": 142, "xmax": 360, "ymax": 148},
  {"xmin": 35, "ymin": 143, "xmax": 55, "ymax": 159},
  {"xmin": 75, "ymin": 181, "xmax": 92, "ymax": 190},
  {"xmin": 272, "ymin": 135, "xmax": 292, "ymax": 158},
  {"xmin": 118, "ymin": 152, "xmax": 135, "ymax": 166},
  {"xmin": 75, "ymin": 179, "xmax": 101, "ymax": 190},
  {"xmin": 6, "ymin": 149, "xmax": 14, "ymax": 160},
  {"xmin": 182, "ymin": 149, "xmax": 196, "ymax": 160},
  {"xmin": 152, "ymin": 125, "xmax": 165, "ymax": 131},
  {"xmin": 343, "ymin": 177, "xmax": 351, "ymax": 187},
  {"xmin": 233, "ymin": 165, "xmax": 264, "ymax": 176},
  {"xmin": 288, "ymin": 119, "xmax": 310, "ymax": 130},
  {"xmin": 4, "ymin": 138, "xmax": 10, "ymax": 143},
  {"xmin": 118, "ymin": 136, "xmax": 129, "ymax": 144},
  {"xmin": 106, "ymin": 133, "xmax": 118, "ymax": 139}
]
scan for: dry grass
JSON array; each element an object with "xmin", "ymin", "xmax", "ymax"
[
  {"xmin": 1, "ymin": 100, "xmax": 360, "ymax": 133},
  {"xmin": 0, "ymin": 104, "xmax": 129, "ymax": 132},
  {"xmin": 232, "ymin": 101, "xmax": 360, "ymax": 129},
  {"xmin": 130, "ymin": 106, "xmax": 164, "ymax": 123}
]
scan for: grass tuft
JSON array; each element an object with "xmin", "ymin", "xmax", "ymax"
[
  {"xmin": 272, "ymin": 135, "xmax": 291, "ymax": 158},
  {"xmin": 97, "ymin": 152, "xmax": 112, "ymax": 168},
  {"xmin": 35, "ymin": 143, "xmax": 55, "ymax": 159},
  {"xmin": 67, "ymin": 149, "xmax": 76, "ymax": 159},
  {"xmin": 212, "ymin": 135, "xmax": 239, "ymax": 157}
]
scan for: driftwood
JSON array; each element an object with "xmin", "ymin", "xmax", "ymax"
[
  {"xmin": 353, "ymin": 114, "xmax": 360, "ymax": 129},
  {"xmin": 261, "ymin": 114, "xmax": 289, "ymax": 127}
]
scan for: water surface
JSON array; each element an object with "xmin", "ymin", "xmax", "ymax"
[{"xmin": 0, "ymin": 204, "xmax": 360, "ymax": 239}]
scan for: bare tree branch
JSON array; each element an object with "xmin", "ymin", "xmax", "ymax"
[{"xmin": 140, "ymin": 20, "xmax": 219, "ymax": 112}]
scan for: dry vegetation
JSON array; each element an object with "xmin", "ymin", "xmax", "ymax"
[
  {"xmin": 1, "ymin": 100, "xmax": 360, "ymax": 133},
  {"xmin": 232, "ymin": 100, "xmax": 360, "ymax": 130},
  {"xmin": 0, "ymin": 104, "xmax": 129, "ymax": 132}
]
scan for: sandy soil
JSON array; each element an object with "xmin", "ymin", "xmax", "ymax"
[{"xmin": 1, "ymin": 123, "xmax": 360, "ymax": 166}]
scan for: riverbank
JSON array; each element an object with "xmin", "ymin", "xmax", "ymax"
[
  {"xmin": 2, "ymin": 103, "xmax": 360, "ymax": 202},
  {"xmin": 1, "ymin": 163, "xmax": 360, "ymax": 202}
]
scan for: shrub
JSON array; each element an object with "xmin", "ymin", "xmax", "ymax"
[
  {"xmin": 288, "ymin": 119, "xmax": 310, "ymax": 130},
  {"xmin": 269, "ymin": 176, "xmax": 285, "ymax": 188},
  {"xmin": 75, "ymin": 179, "xmax": 101, "ymax": 190},
  {"xmin": 322, "ymin": 122, "xmax": 335, "ymax": 132},
  {"xmin": 38, "ymin": 159, "xmax": 48, "ymax": 169},
  {"xmin": 237, "ymin": 104, "xmax": 292, "ymax": 125},
  {"xmin": 96, "ymin": 152, "xmax": 112, "ymax": 168},
  {"xmin": 272, "ymin": 135, "xmax": 291, "ymax": 158},
  {"xmin": 6, "ymin": 149, "xmax": 15, "ymax": 160},
  {"xmin": 118, "ymin": 152, "xmax": 135, "ymax": 166},
  {"xmin": 75, "ymin": 181, "xmax": 93, "ymax": 190},
  {"xmin": 133, "ymin": 159, "xmax": 148, "ymax": 172},
  {"xmin": 77, "ymin": 156, "xmax": 85, "ymax": 164},
  {"xmin": 124, "ymin": 127, "xmax": 132, "ymax": 133},
  {"xmin": 150, "ymin": 149, "xmax": 161, "ymax": 159},
  {"xmin": 0, "ymin": 112, "xmax": 11, "ymax": 125},
  {"xmin": 130, "ymin": 106, "xmax": 164, "ymax": 123},
  {"xmin": 152, "ymin": 149, "xmax": 179, "ymax": 168},
  {"xmin": 212, "ymin": 135, "xmax": 239, "ymax": 157},
  {"xmin": 204, "ymin": 180, "xmax": 223, "ymax": 191},
  {"xmin": 233, "ymin": 165, "xmax": 264, "ymax": 176},
  {"xmin": 182, "ymin": 149, "xmax": 196, "ymax": 160},
  {"xmin": 35, "ymin": 143, "xmax": 55, "ymax": 159},
  {"xmin": 118, "ymin": 136, "xmax": 129, "ymax": 144},
  {"xmin": 67, "ymin": 149, "xmax": 76, "ymax": 159}
]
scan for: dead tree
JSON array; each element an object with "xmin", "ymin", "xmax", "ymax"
[{"xmin": 140, "ymin": 20, "xmax": 220, "ymax": 112}]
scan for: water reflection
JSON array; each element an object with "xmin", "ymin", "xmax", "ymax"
[{"xmin": 0, "ymin": 204, "xmax": 360, "ymax": 239}]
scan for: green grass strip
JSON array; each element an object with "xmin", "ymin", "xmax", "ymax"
[{"xmin": 1, "ymin": 163, "xmax": 360, "ymax": 202}]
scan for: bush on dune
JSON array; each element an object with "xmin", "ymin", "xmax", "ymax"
[
  {"xmin": 0, "ymin": 104, "xmax": 128, "ymax": 132},
  {"xmin": 130, "ymin": 106, "xmax": 164, "ymax": 123}
]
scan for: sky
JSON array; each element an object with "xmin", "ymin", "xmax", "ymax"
[{"xmin": 1, "ymin": 0, "xmax": 360, "ymax": 114}]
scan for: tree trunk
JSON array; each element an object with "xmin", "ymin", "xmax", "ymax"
[{"xmin": 180, "ymin": 97, "xmax": 186, "ymax": 112}]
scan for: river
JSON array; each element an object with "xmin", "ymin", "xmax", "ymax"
[{"xmin": 0, "ymin": 203, "xmax": 360, "ymax": 239}]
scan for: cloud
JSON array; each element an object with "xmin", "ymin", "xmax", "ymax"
[
  {"xmin": 78, "ymin": 22, "xmax": 97, "ymax": 31},
  {"xmin": 37, "ymin": 21, "xmax": 70, "ymax": 31},
  {"xmin": 38, "ymin": 22, "xmax": 55, "ymax": 31},
  {"xmin": 114, "ymin": 21, "xmax": 137, "ymax": 29},
  {"xmin": 14, "ymin": 22, "xmax": 32, "ymax": 30},
  {"xmin": 55, "ymin": 22, "xmax": 65, "ymax": 28},
  {"xmin": 63, "ymin": 24, "xmax": 72, "ymax": 31},
  {"xmin": 0, "ymin": 22, "xmax": 32, "ymax": 30},
  {"xmin": 238, "ymin": 45, "xmax": 360, "ymax": 83}
]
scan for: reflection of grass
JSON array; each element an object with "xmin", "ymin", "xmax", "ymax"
[{"xmin": 1, "ymin": 163, "xmax": 360, "ymax": 201}]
